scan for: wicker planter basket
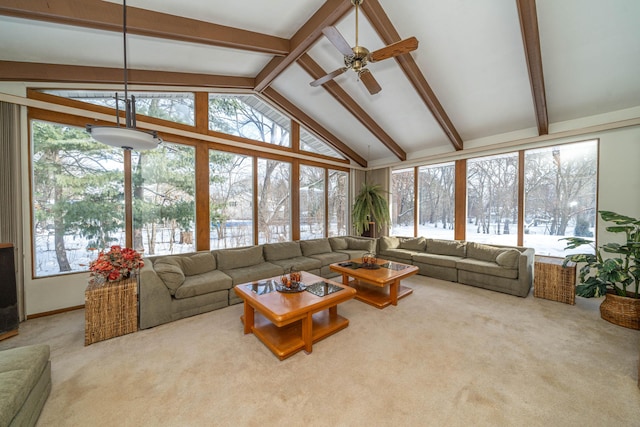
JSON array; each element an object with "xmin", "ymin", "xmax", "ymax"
[{"xmin": 599, "ymin": 291, "xmax": 640, "ymax": 330}]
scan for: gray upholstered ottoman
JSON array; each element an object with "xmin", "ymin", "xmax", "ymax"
[{"xmin": 0, "ymin": 344, "xmax": 51, "ymax": 427}]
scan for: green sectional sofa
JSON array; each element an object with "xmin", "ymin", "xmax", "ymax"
[
  {"xmin": 139, "ymin": 236, "xmax": 376, "ymax": 329},
  {"xmin": 377, "ymin": 236, "xmax": 534, "ymax": 297},
  {"xmin": 0, "ymin": 344, "xmax": 51, "ymax": 427}
]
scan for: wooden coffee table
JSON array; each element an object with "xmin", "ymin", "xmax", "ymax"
[
  {"xmin": 234, "ymin": 271, "xmax": 356, "ymax": 360},
  {"xmin": 330, "ymin": 258, "xmax": 419, "ymax": 309}
]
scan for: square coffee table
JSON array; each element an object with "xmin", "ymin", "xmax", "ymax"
[
  {"xmin": 234, "ymin": 271, "xmax": 356, "ymax": 360},
  {"xmin": 330, "ymin": 258, "xmax": 419, "ymax": 309}
]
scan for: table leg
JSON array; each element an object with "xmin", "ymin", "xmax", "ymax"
[
  {"xmin": 302, "ymin": 313, "xmax": 313, "ymax": 353},
  {"xmin": 390, "ymin": 279, "xmax": 399, "ymax": 306},
  {"xmin": 243, "ymin": 301, "xmax": 254, "ymax": 334},
  {"xmin": 329, "ymin": 305, "xmax": 338, "ymax": 320},
  {"xmin": 341, "ymin": 272, "xmax": 349, "ymax": 285}
]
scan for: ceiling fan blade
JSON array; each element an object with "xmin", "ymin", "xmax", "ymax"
[
  {"xmin": 322, "ymin": 27, "xmax": 354, "ymax": 57},
  {"xmin": 359, "ymin": 69, "xmax": 382, "ymax": 95},
  {"xmin": 370, "ymin": 36, "xmax": 419, "ymax": 62},
  {"xmin": 310, "ymin": 68, "xmax": 348, "ymax": 87}
]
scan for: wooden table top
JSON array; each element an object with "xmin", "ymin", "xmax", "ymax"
[
  {"xmin": 234, "ymin": 271, "xmax": 356, "ymax": 325},
  {"xmin": 329, "ymin": 258, "xmax": 419, "ymax": 286}
]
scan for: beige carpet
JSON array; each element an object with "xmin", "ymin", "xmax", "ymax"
[{"xmin": 2, "ymin": 276, "xmax": 639, "ymax": 427}]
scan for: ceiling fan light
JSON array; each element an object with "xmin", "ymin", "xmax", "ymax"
[{"xmin": 87, "ymin": 125, "xmax": 161, "ymax": 151}]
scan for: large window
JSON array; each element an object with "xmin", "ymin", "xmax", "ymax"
[
  {"xmin": 31, "ymin": 120, "xmax": 125, "ymax": 277},
  {"xmin": 300, "ymin": 128, "xmax": 344, "ymax": 160},
  {"xmin": 467, "ymin": 153, "xmax": 519, "ymax": 246},
  {"xmin": 209, "ymin": 150, "xmax": 254, "ymax": 249},
  {"xmin": 300, "ymin": 165, "xmax": 325, "ymax": 239},
  {"xmin": 328, "ymin": 170, "xmax": 348, "ymax": 237},
  {"xmin": 209, "ymin": 95, "xmax": 290, "ymax": 147},
  {"xmin": 418, "ymin": 162, "xmax": 455, "ymax": 240},
  {"xmin": 132, "ymin": 143, "xmax": 196, "ymax": 256},
  {"xmin": 257, "ymin": 158, "xmax": 291, "ymax": 243},
  {"xmin": 391, "ymin": 168, "xmax": 415, "ymax": 236},
  {"xmin": 524, "ymin": 141, "xmax": 597, "ymax": 256}
]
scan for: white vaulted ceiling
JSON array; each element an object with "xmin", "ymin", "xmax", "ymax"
[{"xmin": 0, "ymin": 0, "xmax": 639, "ymax": 168}]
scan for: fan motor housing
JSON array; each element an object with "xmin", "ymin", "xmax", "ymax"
[{"xmin": 345, "ymin": 45, "xmax": 370, "ymax": 71}]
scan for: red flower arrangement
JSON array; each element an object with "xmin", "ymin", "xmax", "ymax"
[{"xmin": 89, "ymin": 245, "xmax": 144, "ymax": 282}]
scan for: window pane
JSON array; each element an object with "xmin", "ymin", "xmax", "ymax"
[
  {"xmin": 418, "ymin": 162, "xmax": 455, "ymax": 240},
  {"xmin": 328, "ymin": 170, "xmax": 348, "ymax": 237},
  {"xmin": 524, "ymin": 141, "xmax": 597, "ymax": 256},
  {"xmin": 209, "ymin": 95, "xmax": 291, "ymax": 147},
  {"xmin": 466, "ymin": 153, "xmax": 519, "ymax": 245},
  {"xmin": 41, "ymin": 90, "xmax": 195, "ymax": 125},
  {"xmin": 257, "ymin": 159, "xmax": 291, "ymax": 243},
  {"xmin": 31, "ymin": 120, "xmax": 125, "ymax": 277},
  {"xmin": 132, "ymin": 143, "xmax": 196, "ymax": 256},
  {"xmin": 300, "ymin": 128, "xmax": 344, "ymax": 159},
  {"xmin": 209, "ymin": 150, "xmax": 253, "ymax": 248},
  {"xmin": 391, "ymin": 168, "xmax": 415, "ymax": 236},
  {"xmin": 300, "ymin": 165, "xmax": 325, "ymax": 239}
]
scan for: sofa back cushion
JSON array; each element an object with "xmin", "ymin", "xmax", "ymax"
[
  {"xmin": 181, "ymin": 252, "xmax": 217, "ymax": 276},
  {"xmin": 216, "ymin": 245, "xmax": 264, "ymax": 270},
  {"xmin": 399, "ymin": 237, "xmax": 427, "ymax": 251},
  {"xmin": 466, "ymin": 242, "xmax": 504, "ymax": 263},
  {"xmin": 263, "ymin": 242, "xmax": 302, "ymax": 261},
  {"xmin": 379, "ymin": 236, "xmax": 400, "ymax": 252},
  {"xmin": 154, "ymin": 257, "xmax": 185, "ymax": 295},
  {"xmin": 346, "ymin": 237, "xmax": 375, "ymax": 252},
  {"xmin": 329, "ymin": 237, "xmax": 349, "ymax": 251},
  {"xmin": 299, "ymin": 239, "xmax": 332, "ymax": 256},
  {"xmin": 427, "ymin": 239, "xmax": 466, "ymax": 257},
  {"xmin": 496, "ymin": 249, "xmax": 520, "ymax": 269}
]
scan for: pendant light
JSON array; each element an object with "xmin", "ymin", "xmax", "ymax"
[{"xmin": 86, "ymin": 0, "xmax": 161, "ymax": 150}]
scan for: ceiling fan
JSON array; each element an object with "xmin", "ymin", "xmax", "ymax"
[{"xmin": 310, "ymin": 0, "xmax": 419, "ymax": 95}]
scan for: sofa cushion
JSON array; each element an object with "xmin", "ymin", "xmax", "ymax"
[
  {"xmin": 413, "ymin": 252, "xmax": 460, "ymax": 268},
  {"xmin": 399, "ymin": 237, "xmax": 427, "ymax": 251},
  {"xmin": 299, "ymin": 239, "xmax": 332, "ymax": 256},
  {"xmin": 379, "ymin": 236, "xmax": 400, "ymax": 252},
  {"xmin": 456, "ymin": 258, "xmax": 519, "ymax": 279},
  {"xmin": 496, "ymin": 249, "xmax": 520, "ymax": 269},
  {"xmin": 216, "ymin": 245, "xmax": 264, "ymax": 270},
  {"xmin": 270, "ymin": 256, "xmax": 322, "ymax": 272},
  {"xmin": 466, "ymin": 242, "xmax": 504, "ymax": 263},
  {"xmin": 308, "ymin": 251, "xmax": 349, "ymax": 266},
  {"xmin": 346, "ymin": 237, "xmax": 375, "ymax": 251},
  {"xmin": 329, "ymin": 237, "xmax": 348, "ymax": 251},
  {"xmin": 427, "ymin": 239, "xmax": 466, "ymax": 257},
  {"xmin": 0, "ymin": 344, "xmax": 50, "ymax": 427},
  {"xmin": 174, "ymin": 270, "xmax": 232, "ymax": 299},
  {"xmin": 223, "ymin": 262, "xmax": 284, "ymax": 286},
  {"xmin": 154, "ymin": 257, "xmax": 185, "ymax": 294},
  {"xmin": 379, "ymin": 248, "xmax": 413, "ymax": 261},
  {"xmin": 263, "ymin": 242, "xmax": 302, "ymax": 261},
  {"xmin": 181, "ymin": 252, "xmax": 217, "ymax": 276}
]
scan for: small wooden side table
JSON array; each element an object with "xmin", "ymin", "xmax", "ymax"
[
  {"xmin": 534, "ymin": 256, "xmax": 576, "ymax": 305},
  {"xmin": 85, "ymin": 276, "xmax": 138, "ymax": 345}
]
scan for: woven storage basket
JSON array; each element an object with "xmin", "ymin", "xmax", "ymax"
[
  {"xmin": 600, "ymin": 291, "xmax": 640, "ymax": 330},
  {"xmin": 534, "ymin": 257, "xmax": 576, "ymax": 304},
  {"xmin": 85, "ymin": 276, "xmax": 138, "ymax": 345}
]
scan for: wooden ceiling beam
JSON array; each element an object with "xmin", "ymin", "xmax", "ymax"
[
  {"xmin": 262, "ymin": 87, "xmax": 367, "ymax": 167},
  {"xmin": 0, "ymin": 61, "xmax": 255, "ymax": 89},
  {"xmin": 0, "ymin": 0, "xmax": 289, "ymax": 55},
  {"xmin": 361, "ymin": 0, "xmax": 464, "ymax": 151},
  {"xmin": 298, "ymin": 54, "xmax": 406, "ymax": 161},
  {"xmin": 254, "ymin": 0, "xmax": 352, "ymax": 92},
  {"xmin": 516, "ymin": 0, "xmax": 549, "ymax": 135}
]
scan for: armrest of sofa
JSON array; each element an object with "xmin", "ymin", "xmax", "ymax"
[
  {"xmin": 518, "ymin": 248, "xmax": 535, "ymax": 293},
  {"xmin": 139, "ymin": 259, "xmax": 173, "ymax": 329}
]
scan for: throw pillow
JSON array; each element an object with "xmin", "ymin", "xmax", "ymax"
[
  {"xmin": 379, "ymin": 236, "xmax": 400, "ymax": 252},
  {"xmin": 263, "ymin": 242, "xmax": 302, "ymax": 261},
  {"xmin": 329, "ymin": 237, "xmax": 348, "ymax": 251},
  {"xmin": 346, "ymin": 237, "xmax": 374, "ymax": 251},
  {"xmin": 181, "ymin": 252, "xmax": 217, "ymax": 276},
  {"xmin": 216, "ymin": 245, "xmax": 264, "ymax": 270},
  {"xmin": 466, "ymin": 242, "xmax": 503, "ymax": 263},
  {"xmin": 154, "ymin": 257, "xmax": 185, "ymax": 294},
  {"xmin": 399, "ymin": 237, "xmax": 427, "ymax": 251},
  {"xmin": 426, "ymin": 239, "xmax": 466, "ymax": 257},
  {"xmin": 496, "ymin": 249, "xmax": 520, "ymax": 269}
]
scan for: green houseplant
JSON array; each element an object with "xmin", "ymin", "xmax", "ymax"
[
  {"xmin": 352, "ymin": 183, "xmax": 391, "ymax": 236},
  {"xmin": 562, "ymin": 210, "xmax": 640, "ymax": 329}
]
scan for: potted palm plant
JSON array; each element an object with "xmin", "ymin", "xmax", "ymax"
[
  {"xmin": 562, "ymin": 210, "xmax": 640, "ymax": 329},
  {"xmin": 352, "ymin": 183, "xmax": 391, "ymax": 237}
]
